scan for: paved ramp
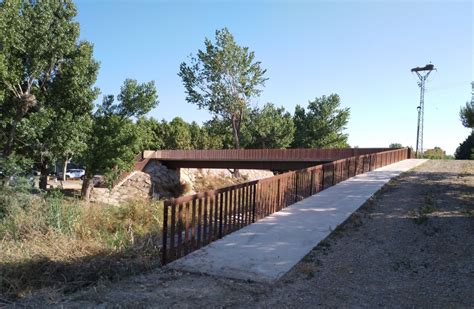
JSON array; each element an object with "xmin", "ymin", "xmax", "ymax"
[{"xmin": 168, "ymin": 159, "xmax": 428, "ymax": 282}]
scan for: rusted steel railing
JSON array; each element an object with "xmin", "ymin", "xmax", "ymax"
[
  {"xmin": 161, "ymin": 148, "xmax": 409, "ymax": 265},
  {"xmin": 146, "ymin": 148, "xmax": 391, "ymax": 162}
]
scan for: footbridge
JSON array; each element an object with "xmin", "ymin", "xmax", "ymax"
[
  {"xmin": 113, "ymin": 147, "xmax": 414, "ymax": 269},
  {"xmin": 139, "ymin": 148, "xmax": 392, "ymax": 172}
]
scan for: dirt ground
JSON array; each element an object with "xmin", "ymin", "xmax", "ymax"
[
  {"xmin": 13, "ymin": 160, "xmax": 474, "ymax": 308},
  {"xmin": 47, "ymin": 178, "xmax": 83, "ymax": 190}
]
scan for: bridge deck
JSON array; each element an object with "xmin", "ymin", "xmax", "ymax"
[{"xmin": 142, "ymin": 148, "xmax": 391, "ymax": 171}]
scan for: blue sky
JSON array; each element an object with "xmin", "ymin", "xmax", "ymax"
[{"xmin": 75, "ymin": 0, "xmax": 473, "ymax": 154}]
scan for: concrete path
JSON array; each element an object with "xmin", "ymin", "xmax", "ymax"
[{"xmin": 168, "ymin": 159, "xmax": 428, "ymax": 283}]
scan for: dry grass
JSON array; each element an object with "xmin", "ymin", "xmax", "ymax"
[
  {"xmin": 0, "ymin": 185, "xmax": 164, "ymax": 300},
  {"xmin": 192, "ymin": 172, "xmax": 248, "ymax": 192}
]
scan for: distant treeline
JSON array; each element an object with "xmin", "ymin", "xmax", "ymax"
[{"xmin": 137, "ymin": 97, "xmax": 350, "ymax": 151}]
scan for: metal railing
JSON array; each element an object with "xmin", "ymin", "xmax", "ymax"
[
  {"xmin": 161, "ymin": 148, "xmax": 410, "ymax": 265},
  {"xmin": 145, "ymin": 148, "xmax": 391, "ymax": 161}
]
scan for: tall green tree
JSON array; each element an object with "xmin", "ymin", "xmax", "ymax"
[
  {"xmin": 178, "ymin": 28, "xmax": 268, "ymax": 150},
  {"xmin": 39, "ymin": 41, "xmax": 99, "ymax": 186},
  {"xmin": 81, "ymin": 79, "xmax": 158, "ymax": 201},
  {"xmin": 245, "ymin": 103, "xmax": 294, "ymax": 149},
  {"xmin": 0, "ymin": 0, "xmax": 81, "ymax": 156},
  {"xmin": 292, "ymin": 94, "xmax": 350, "ymax": 149},
  {"xmin": 460, "ymin": 101, "xmax": 474, "ymax": 129}
]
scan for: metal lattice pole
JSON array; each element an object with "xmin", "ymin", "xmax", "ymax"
[{"xmin": 411, "ymin": 64, "xmax": 435, "ymax": 158}]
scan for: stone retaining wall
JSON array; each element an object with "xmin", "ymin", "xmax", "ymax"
[{"xmin": 92, "ymin": 161, "xmax": 273, "ymax": 205}]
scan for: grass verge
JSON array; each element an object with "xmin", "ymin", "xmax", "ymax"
[{"xmin": 0, "ymin": 185, "xmax": 163, "ymax": 300}]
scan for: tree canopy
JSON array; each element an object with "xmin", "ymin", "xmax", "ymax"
[
  {"xmin": 0, "ymin": 0, "xmax": 101, "ymax": 188},
  {"xmin": 81, "ymin": 79, "xmax": 158, "ymax": 200},
  {"xmin": 455, "ymin": 133, "xmax": 474, "ymax": 160},
  {"xmin": 292, "ymin": 94, "xmax": 350, "ymax": 149},
  {"xmin": 389, "ymin": 143, "xmax": 403, "ymax": 148},
  {"xmin": 0, "ymin": 0, "xmax": 81, "ymax": 156},
  {"xmin": 460, "ymin": 102, "xmax": 474, "ymax": 129},
  {"xmin": 245, "ymin": 103, "xmax": 295, "ymax": 149},
  {"xmin": 455, "ymin": 97, "xmax": 473, "ymax": 160},
  {"xmin": 178, "ymin": 28, "xmax": 267, "ymax": 149},
  {"xmin": 424, "ymin": 147, "xmax": 448, "ymax": 160}
]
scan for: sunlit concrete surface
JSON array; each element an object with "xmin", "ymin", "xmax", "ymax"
[{"xmin": 168, "ymin": 159, "xmax": 428, "ymax": 282}]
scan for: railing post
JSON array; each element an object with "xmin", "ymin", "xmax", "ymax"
[
  {"xmin": 356, "ymin": 157, "xmax": 359, "ymax": 176},
  {"xmin": 252, "ymin": 184, "xmax": 257, "ymax": 222},
  {"xmin": 294, "ymin": 172, "xmax": 299, "ymax": 203},
  {"xmin": 161, "ymin": 203, "xmax": 168, "ymax": 266},
  {"xmin": 332, "ymin": 162, "xmax": 336, "ymax": 185},
  {"xmin": 219, "ymin": 192, "xmax": 224, "ymax": 239},
  {"xmin": 277, "ymin": 178, "xmax": 282, "ymax": 208}
]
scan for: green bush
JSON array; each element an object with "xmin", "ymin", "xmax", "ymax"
[{"xmin": 455, "ymin": 132, "xmax": 474, "ymax": 160}]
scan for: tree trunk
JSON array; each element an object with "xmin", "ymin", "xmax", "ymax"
[
  {"xmin": 3, "ymin": 118, "xmax": 19, "ymax": 157},
  {"xmin": 62, "ymin": 158, "xmax": 68, "ymax": 181},
  {"xmin": 81, "ymin": 173, "xmax": 94, "ymax": 202},
  {"xmin": 3, "ymin": 94, "xmax": 37, "ymax": 156},
  {"xmin": 230, "ymin": 114, "xmax": 241, "ymax": 177},
  {"xmin": 39, "ymin": 163, "xmax": 49, "ymax": 191},
  {"xmin": 231, "ymin": 115, "xmax": 241, "ymax": 150}
]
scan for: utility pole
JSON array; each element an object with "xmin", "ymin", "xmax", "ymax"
[{"xmin": 411, "ymin": 63, "xmax": 435, "ymax": 158}]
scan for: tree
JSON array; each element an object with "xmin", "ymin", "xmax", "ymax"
[
  {"xmin": 0, "ymin": 1, "xmax": 100, "ymax": 190},
  {"xmin": 455, "ymin": 132, "xmax": 474, "ymax": 160},
  {"xmin": 455, "ymin": 98, "xmax": 474, "ymax": 160},
  {"xmin": 389, "ymin": 143, "xmax": 403, "ymax": 148},
  {"xmin": 136, "ymin": 117, "xmax": 165, "ymax": 151},
  {"xmin": 163, "ymin": 117, "xmax": 192, "ymax": 150},
  {"xmin": 137, "ymin": 118, "xmax": 224, "ymax": 151},
  {"xmin": 189, "ymin": 121, "xmax": 220, "ymax": 150},
  {"xmin": 292, "ymin": 94, "xmax": 350, "ymax": 149},
  {"xmin": 460, "ymin": 101, "xmax": 474, "ymax": 129},
  {"xmin": 245, "ymin": 103, "xmax": 294, "ymax": 149},
  {"xmin": 178, "ymin": 28, "xmax": 268, "ymax": 150},
  {"xmin": 0, "ymin": 0, "xmax": 81, "ymax": 156},
  {"xmin": 81, "ymin": 79, "xmax": 158, "ymax": 201},
  {"xmin": 38, "ymin": 41, "xmax": 99, "ymax": 186},
  {"xmin": 202, "ymin": 117, "xmax": 234, "ymax": 149},
  {"xmin": 424, "ymin": 147, "xmax": 447, "ymax": 160}
]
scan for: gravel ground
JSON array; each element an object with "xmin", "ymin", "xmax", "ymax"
[{"xmin": 13, "ymin": 160, "xmax": 474, "ymax": 308}]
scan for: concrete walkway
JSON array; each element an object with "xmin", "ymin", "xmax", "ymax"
[{"xmin": 168, "ymin": 159, "xmax": 428, "ymax": 283}]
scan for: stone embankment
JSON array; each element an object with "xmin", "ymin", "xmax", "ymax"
[{"xmin": 91, "ymin": 160, "xmax": 273, "ymax": 205}]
